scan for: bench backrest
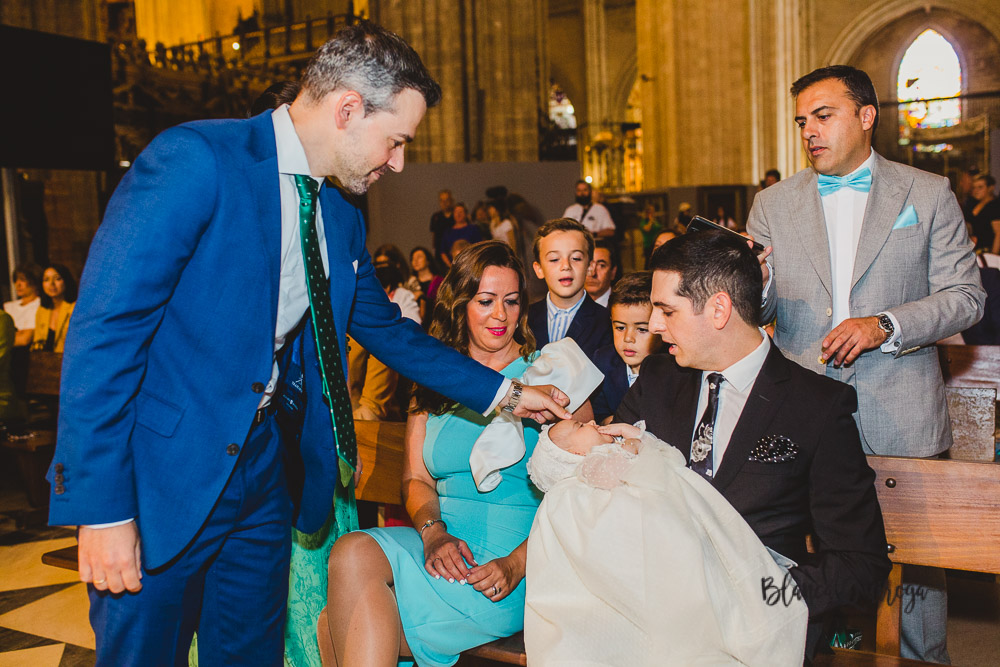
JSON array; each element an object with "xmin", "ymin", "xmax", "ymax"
[
  {"xmin": 867, "ymin": 455, "xmax": 1000, "ymax": 654},
  {"xmin": 938, "ymin": 344, "xmax": 1000, "ymax": 393},
  {"xmin": 24, "ymin": 351, "xmax": 62, "ymax": 396},
  {"xmin": 354, "ymin": 420, "xmax": 406, "ymax": 506}
]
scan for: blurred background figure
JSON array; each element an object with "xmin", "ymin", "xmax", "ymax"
[
  {"xmin": 4, "ymin": 265, "xmax": 41, "ymax": 347},
  {"xmin": 440, "ymin": 202, "xmax": 483, "ymax": 268},
  {"xmin": 409, "ymin": 246, "xmax": 443, "ymax": 329},
  {"xmin": 430, "ymin": 189, "xmax": 455, "ymax": 266},
  {"xmin": 31, "ymin": 264, "xmax": 76, "ymax": 353},
  {"xmin": 968, "ymin": 173, "xmax": 1000, "ymax": 255}
]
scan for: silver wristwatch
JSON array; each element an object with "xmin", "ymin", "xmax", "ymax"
[
  {"xmin": 502, "ymin": 380, "xmax": 524, "ymax": 413},
  {"xmin": 877, "ymin": 314, "xmax": 894, "ymax": 342}
]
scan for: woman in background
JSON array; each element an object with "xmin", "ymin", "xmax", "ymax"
[
  {"xmin": 409, "ymin": 247, "xmax": 443, "ymax": 328},
  {"xmin": 31, "ymin": 264, "xmax": 77, "ymax": 353},
  {"xmin": 969, "ymin": 173, "xmax": 1000, "ymax": 254}
]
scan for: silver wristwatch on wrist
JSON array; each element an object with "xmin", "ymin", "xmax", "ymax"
[
  {"xmin": 502, "ymin": 379, "xmax": 524, "ymax": 413},
  {"xmin": 877, "ymin": 314, "xmax": 894, "ymax": 342}
]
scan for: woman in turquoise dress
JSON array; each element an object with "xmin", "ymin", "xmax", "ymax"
[{"xmin": 317, "ymin": 241, "xmax": 579, "ymax": 666}]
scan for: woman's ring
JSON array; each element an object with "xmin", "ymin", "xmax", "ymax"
[
  {"xmin": 94, "ymin": 579, "xmax": 106, "ymax": 585},
  {"xmin": 433, "ymin": 557, "xmax": 442, "ymax": 564},
  {"xmin": 490, "ymin": 585, "xmax": 498, "ymax": 596}
]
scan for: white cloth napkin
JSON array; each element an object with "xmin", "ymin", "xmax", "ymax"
[{"xmin": 469, "ymin": 338, "xmax": 604, "ymax": 492}]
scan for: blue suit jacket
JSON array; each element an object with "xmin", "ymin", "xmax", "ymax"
[
  {"xmin": 589, "ymin": 344, "xmax": 628, "ymax": 422},
  {"xmin": 527, "ymin": 294, "xmax": 612, "ymax": 361},
  {"xmin": 47, "ymin": 111, "xmax": 502, "ymax": 568}
]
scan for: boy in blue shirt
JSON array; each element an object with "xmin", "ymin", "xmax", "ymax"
[{"xmin": 528, "ymin": 218, "xmax": 612, "ymax": 360}]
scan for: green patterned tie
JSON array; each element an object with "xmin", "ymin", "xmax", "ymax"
[{"xmin": 294, "ymin": 175, "xmax": 356, "ymax": 486}]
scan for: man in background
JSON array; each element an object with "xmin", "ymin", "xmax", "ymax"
[
  {"xmin": 563, "ymin": 179, "xmax": 615, "ymax": 238},
  {"xmin": 747, "ymin": 64, "xmax": 984, "ymax": 664}
]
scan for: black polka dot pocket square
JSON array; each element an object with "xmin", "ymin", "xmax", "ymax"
[{"xmin": 748, "ymin": 435, "xmax": 798, "ymax": 463}]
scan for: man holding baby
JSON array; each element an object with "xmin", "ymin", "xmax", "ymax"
[
  {"xmin": 618, "ymin": 231, "xmax": 889, "ymax": 658},
  {"xmin": 524, "ymin": 230, "xmax": 890, "ymax": 665}
]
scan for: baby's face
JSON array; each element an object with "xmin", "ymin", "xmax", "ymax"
[{"xmin": 548, "ymin": 419, "xmax": 614, "ymax": 456}]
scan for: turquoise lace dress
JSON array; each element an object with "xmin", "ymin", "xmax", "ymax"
[{"xmin": 363, "ymin": 355, "xmax": 543, "ymax": 667}]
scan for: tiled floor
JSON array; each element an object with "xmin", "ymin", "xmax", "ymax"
[{"xmin": 0, "ymin": 484, "xmax": 94, "ymax": 667}]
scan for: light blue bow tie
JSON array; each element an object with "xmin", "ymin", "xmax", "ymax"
[{"xmin": 817, "ymin": 167, "xmax": 872, "ymax": 197}]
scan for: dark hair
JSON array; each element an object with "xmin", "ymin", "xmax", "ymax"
[
  {"xmin": 409, "ymin": 246, "xmax": 439, "ymax": 275},
  {"xmin": 301, "ymin": 19, "xmax": 442, "ymax": 113},
  {"xmin": 575, "ymin": 179, "xmax": 591, "ymax": 189},
  {"xmin": 39, "ymin": 264, "xmax": 78, "ymax": 308},
  {"xmin": 375, "ymin": 264, "xmax": 403, "ymax": 291},
  {"xmin": 11, "ymin": 264, "xmax": 40, "ymax": 290},
  {"xmin": 609, "ymin": 271, "xmax": 653, "ymax": 309},
  {"xmin": 593, "ymin": 239, "xmax": 619, "ymax": 271},
  {"xmin": 532, "ymin": 218, "xmax": 595, "ymax": 263},
  {"xmin": 764, "ymin": 168, "xmax": 781, "ymax": 181},
  {"xmin": 249, "ymin": 80, "xmax": 301, "ymax": 117},
  {"xmin": 791, "ymin": 65, "xmax": 879, "ymax": 133},
  {"xmin": 412, "ymin": 241, "xmax": 535, "ymax": 415},
  {"xmin": 974, "ymin": 173, "xmax": 996, "ymax": 189},
  {"xmin": 648, "ymin": 230, "xmax": 761, "ymax": 325},
  {"xmin": 373, "ymin": 243, "xmax": 411, "ymax": 281}
]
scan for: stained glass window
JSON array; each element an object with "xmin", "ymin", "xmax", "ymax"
[{"xmin": 897, "ymin": 29, "xmax": 962, "ymax": 130}]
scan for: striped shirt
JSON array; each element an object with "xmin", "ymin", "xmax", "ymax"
[{"xmin": 546, "ymin": 292, "xmax": 586, "ymax": 343}]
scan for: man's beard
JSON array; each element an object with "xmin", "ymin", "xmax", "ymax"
[{"xmin": 337, "ymin": 156, "xmax": 387, "ymax": 195}]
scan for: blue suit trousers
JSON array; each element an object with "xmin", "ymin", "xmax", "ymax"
[{"xmin": 88, "ymin": 411, "xmax": 292, "ymax": 667}]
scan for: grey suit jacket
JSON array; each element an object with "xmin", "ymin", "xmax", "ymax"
[{"xmin": 747, "ymin": 152, "xmax": 985, "ymax": 456}]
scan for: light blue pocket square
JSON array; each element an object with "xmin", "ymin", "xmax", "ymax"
[{"xmin": 893, "ymin": 205, "xmax": 918, "ymax": 230}]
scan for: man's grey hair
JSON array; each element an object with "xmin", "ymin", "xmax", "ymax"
[{"xmin": 301, "ymin": 19, "xmax": 442, "ymax": 114}]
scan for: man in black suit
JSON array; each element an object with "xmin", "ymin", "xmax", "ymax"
[{"xmin": 614, "ymin": 230, "xmax": 890, "ymax": 658}]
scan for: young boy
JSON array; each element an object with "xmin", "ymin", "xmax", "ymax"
[
  {"xmin": 528, "ymin": 218, "xmax": 612, "ymax": 360},
  {"xmin": 590, "ymin": 271, "xmax": 663, "ymax": 423}
]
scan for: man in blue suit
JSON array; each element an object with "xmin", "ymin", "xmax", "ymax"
[{"xmin": 48, "ymin": 21, "xmax": 569, "ymax": 666}]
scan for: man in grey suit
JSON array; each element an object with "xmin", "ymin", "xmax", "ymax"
[{"xmin": 748, "ymin": 65, "xmax": 985, "ymax": 664}]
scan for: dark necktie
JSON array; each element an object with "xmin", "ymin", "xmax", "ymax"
[
  {"xmin": 690, "ymin": 372, "xmax": 725, "ymax": 480},
  {"xmin": 294, "ymin": 175, "xmax": 356, "ymax": 486}
]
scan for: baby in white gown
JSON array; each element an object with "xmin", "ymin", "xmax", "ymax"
[
  {"xmin": 524, "ymin": 420, "xmax": 808, "ymax": 667},
  {"xmin": 526, "ymin": 419, "xmax": 644, "ymax": 492}
]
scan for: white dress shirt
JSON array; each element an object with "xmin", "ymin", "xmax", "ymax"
[
  {"xmin": 692, "ymin": 332, "xmax": 770, "ymax": 472},
  {"xmin": 592, "ymin": 288, "xmax": 610, "ymax": 308},
  {"xmin": 261, "ymin": 104, "xmax": 331, "ymax": 408},
  {"xmin": 562, "ymin": 202, "xmax": 615, "ymax": 235},
  {"xmin": 822, "ymin": 151, "xmax": 874, "ymax": 329},
  {"xmin": 819, "ymin": 150, "xmax": 901, "ymax": 352}
]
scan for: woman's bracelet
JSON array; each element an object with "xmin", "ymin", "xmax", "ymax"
[{"xmin": 419, "ymin": 518, "xmax": 446, "ymax": 537}]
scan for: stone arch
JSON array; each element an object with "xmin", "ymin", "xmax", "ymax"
[
  {"xmin": 824, "ymin": 0, "xmax": 1000, "ymax": 68},
  {"xmin": 608, "ymin": 52, "xmax": 638, "ymax": 123}
]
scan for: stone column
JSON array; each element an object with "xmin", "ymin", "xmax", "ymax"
[
  {"xmin": 772, "ymin": 0, "xmax": 806, "ymax": 178},
  {"xmin": 373, "ymin": 0, "xmax": 546, "ymax": 163},
  {"xmin": 635, "ymin": 0, "xmax": 680, "ymax": 189}
]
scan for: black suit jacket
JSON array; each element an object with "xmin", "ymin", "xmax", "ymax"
[
  {"xmin": 616, "ymin": 343, "xmax": 890, "ymax": 657},
  {"xmin": 528, "ymin": 295, "xmax": 612, "ymax": 361},
  {"xmin": 590, "ymin": 344, "xmax": 629, "ymax": 422}
]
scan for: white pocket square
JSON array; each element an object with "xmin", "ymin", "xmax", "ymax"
[
  {"xmin": 892, "ymin": 205, "xmax": 918, "ymax": 230},
  {"xmin": 352, "ymin": 259, "xmax": 359, "ymax": 273}
]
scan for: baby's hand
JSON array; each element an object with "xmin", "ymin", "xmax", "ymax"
[{"xmin": 597, "ymin": 422, "xmax": 642, "ymax": 441}]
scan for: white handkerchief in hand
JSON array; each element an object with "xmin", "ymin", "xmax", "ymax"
[{"xmin": 470, "ymin": 338, "xmax": 604, "ymax": 492}]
